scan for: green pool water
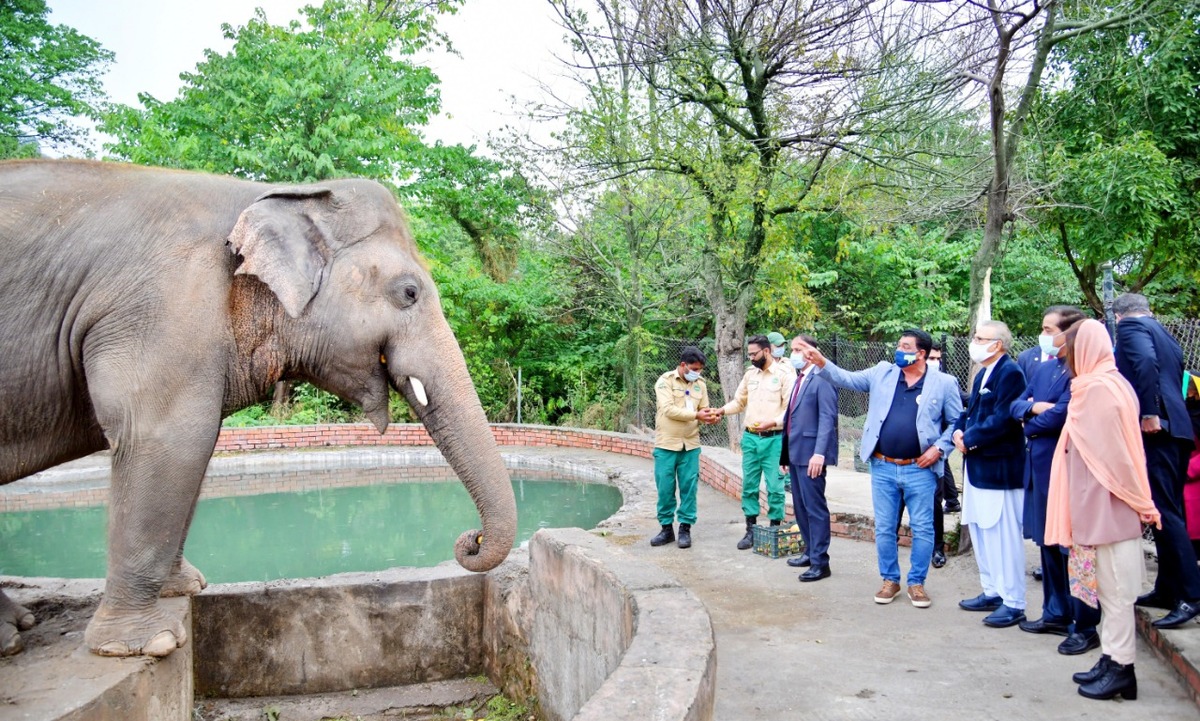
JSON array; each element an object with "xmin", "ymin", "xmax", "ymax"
[{"xmin": 0, "ymin": 476, "xmax": 622, "ymax": 583}]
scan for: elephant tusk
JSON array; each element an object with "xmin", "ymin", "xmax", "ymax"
[{"xmin": 409, "ymin": 377, "xmax": 428, "ymax": 407}]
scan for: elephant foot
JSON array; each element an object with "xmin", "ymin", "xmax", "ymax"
[
  {"xmin": 0, "ymin": 591, "xmax": 35, "ymax": 656},
  {"xmin": 84, "ymin": 601, "xmax": 186, "ymax": 657},
  {"xmin": 160, "ymin": 556, "xmax": 207, "ymax": 597}
]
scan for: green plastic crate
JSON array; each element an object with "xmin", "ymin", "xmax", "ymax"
[{"xmin": 751, "ymin": 524, "xmax": 805, "ymax": 559}]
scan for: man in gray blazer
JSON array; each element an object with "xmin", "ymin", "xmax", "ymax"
[
  {"xmin": 799, "ymin": 329, "xmax": 962, "ymax": 608},
  {"xmin": 780, "ymin": 335, "xmax": 839, "ymax": 582}
]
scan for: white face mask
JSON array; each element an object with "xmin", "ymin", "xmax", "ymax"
[
  {"xmin": 790, "ymin": 354, "xmax": 807, "ymax": 370},
  {"xmin": 683, "ymin": 369, "xmax": 701, "ymax": 382},
  {"xmin": 968, "ymin": 341, "xmax": 996, "ymax": 364},
  {"xmin": 927, "ymin": 359, "xmax": 941, "ymax": 373},
  {"xmin": 772, "ymin": 346, "xmax": 786, "ymax": 358},
  {"xmin": 1038, "ymin": 333, "xmax": 1061, "ymax": 357}
]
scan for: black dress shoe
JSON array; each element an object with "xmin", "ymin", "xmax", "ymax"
[
  {"xmin": 1073, "ymin": 654, "xmax": 1111, "ymax": 684},
  {"xmin": 931, "ymin": 550, "xmax": 947, "ymax": 568},
  {"xmin": 1135, "ymin": 590, "xmax": 1175, "ymax": 610},
  {"xmin": 650, "ymin": 524, "xmax": 674, "ymax": 547},
  {"xmin": 1151, "ymin": 599, "xmax": 1200, "ymax": 629},
  {"xmin": 786, "ymin": 553, "xmax": 811, "ymax": 568},
  {"xmin": 1058, "ymin": 631, "xmax": 1100, "ymax": 655},
  {"xmin": 798, "ymin": 566, "xmax": 831, "ymax": 582},
  {"xmin": 1078, "ymin": 661, "xmax": 1137, "ymax": 701},
  {"xmin": 1018, "ymin": 617, "xmax": 1071, "ymax": 636},
  {"xmin": 943, "ymin": 500, "xmax": 961, "ymax": 513},
  {"xmin": 677, "ymin": 523, "xmax": 692, "ymax": 549}
]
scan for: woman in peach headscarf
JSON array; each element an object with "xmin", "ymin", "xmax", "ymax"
[{"xmin": 1045, "ymin": 319, "xmax": 1161, "ymax": 701}]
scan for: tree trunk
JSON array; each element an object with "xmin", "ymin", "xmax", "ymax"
[{"xmin": 713, "ymin": 301, "xmax": 748, "ymax": 451}]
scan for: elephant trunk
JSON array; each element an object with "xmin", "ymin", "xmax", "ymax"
[{"xmin": 393, "ymin": 350, "xmax": 516, "ymax": 573}]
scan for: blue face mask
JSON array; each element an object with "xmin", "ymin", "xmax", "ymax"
[
  {"xmin": 895, "ymin": 350, "xmax": 918, "ymax": 368},
  {"xmin": 683, "ymin": 369, "xmax": 701, "ymax": 382},
  {"xmin": 790, "ymin": 354, "xmax": 807, "ymax": 370}
]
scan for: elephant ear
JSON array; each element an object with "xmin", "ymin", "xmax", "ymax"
[{"xmin": 228, "ymin": 186, "xmax": 336, "ymax": 318}]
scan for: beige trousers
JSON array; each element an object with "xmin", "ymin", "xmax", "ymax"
[{"xmin": 1095, "ymin": 538, "xmax": 1145, "ymax": 666}]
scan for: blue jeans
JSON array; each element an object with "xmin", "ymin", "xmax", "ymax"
[{"xmin": 870, "ymin": 458, "xmax": 936, "ymax": 586}]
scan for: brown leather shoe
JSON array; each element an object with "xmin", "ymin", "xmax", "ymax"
[
  {"xmin": 874, "ymin": 580, "xmax": 902, "ymax": 604},
  {"xmin": 907, "ymin": 584, "xmax": 932, "ymax": 608}
]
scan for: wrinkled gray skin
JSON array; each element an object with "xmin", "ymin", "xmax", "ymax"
[{"xmin": 0, "ymin": 159, "xmax": 516, "ymax": 657}]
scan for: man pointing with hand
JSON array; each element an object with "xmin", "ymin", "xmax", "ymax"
[{"xmin": 798, "ymin": 329, "xmax": 962, "ymax": 609}]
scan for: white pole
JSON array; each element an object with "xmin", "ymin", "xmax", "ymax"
[{"xmin": 516, "ymin": 367, "xmax": 522, "ymax": 424}]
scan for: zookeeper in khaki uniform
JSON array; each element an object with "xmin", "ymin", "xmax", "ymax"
[
  {"xmin": 650, "ymin": 345, "xmax": 716, "ymax": 550},
  {"xmin": 711, "ymin": 333, "xmax": 795, "ymax": 550}
]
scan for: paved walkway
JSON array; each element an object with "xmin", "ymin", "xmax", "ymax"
[{"xmin": 568, "ymin": 446, "xmax": 1200, "ymax": 721}]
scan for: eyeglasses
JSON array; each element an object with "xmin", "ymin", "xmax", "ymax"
[
  {"xmin": 747, "ymin": 349, "xmax": 767, "ymax": 360},
  {"xmin": 972, "ymin": 336, "xmax": 998, "ymax": 344}
]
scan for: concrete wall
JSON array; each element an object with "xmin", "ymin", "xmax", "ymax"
[
  {"xmin": 484, "ymin": 529, "xmax": 716, "ymax": 721},
  {"xmin": 192, "ymin": 567, "xmax": 485, "ymax": 698}
]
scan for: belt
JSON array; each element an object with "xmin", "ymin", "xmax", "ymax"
[
  {"xmin": 872, "ymin": 451, "xmax": 920, "ymax": 466},
  {"xmin": 744, "ymin": 428, "xmax": 782, "ymax": 438}
]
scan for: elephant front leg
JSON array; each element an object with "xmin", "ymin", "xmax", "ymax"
[
  {"xmin": 84, "ymin": 428, "xmax": 217, "ymax": 657},
  {"xmin": 160, "ymin": 499, "xmax": 207, "ymax": 597},
  {"xmin": 0, "ymin": 590, "xmax": 36, "ymax": 656}
]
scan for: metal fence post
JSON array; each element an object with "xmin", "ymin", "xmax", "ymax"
[
  {"xmin": 1102, "ymin": 260, "xmax": 1117, "ymax": 339},
  {"xmin": 516, "ymin": 367, "xmax": 522, "ymax": 424}
]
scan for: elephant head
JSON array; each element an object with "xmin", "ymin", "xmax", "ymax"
[{"xmin": 227, "ymin": 181, "xmax": 516, "ymax": 572}]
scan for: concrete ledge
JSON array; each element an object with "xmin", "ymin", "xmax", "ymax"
[
  {"xmin": 516, "ymin": 529, "xmax": 716, "ymax": 721},
  {"xmin": 1137, "ymin": 608, "xmax": 1200, "ymax": 707},
  {"xmin": 192, "ymin": 566, "xmax": 486, "ymax": 698},
  {"xmin": 0, "ymin": 580, "xmax": 192, "ymax": 721}
]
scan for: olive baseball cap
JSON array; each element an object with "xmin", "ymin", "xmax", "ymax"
[{"xmin": 766, "ymin": 332, "xmax": 786, "ymax": 346}]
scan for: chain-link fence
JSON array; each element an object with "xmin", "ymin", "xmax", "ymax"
[{"xmin": 636, "ymin": 319, "xmax": 1200, "ymax": 459}]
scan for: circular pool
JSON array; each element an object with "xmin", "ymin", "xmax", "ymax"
[{"xmin": 0, "ymin": 449, "xmax": 623, "ymax": 583}]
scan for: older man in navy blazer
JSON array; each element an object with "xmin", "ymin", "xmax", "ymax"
[
  {"xmin": 954, "ymin": 320, "xmax": 1028, "ymax": 628},
  {"xmin": 799, "ymin": 328, "xmax": 962, "ymax": 608},
  {"xmin": 780, "ymin": 334, "xmax": 839, "ymax": 582},
  {"xmin": 1114, "ymin": 293, "xmax": 1200, "ymax": 629}
]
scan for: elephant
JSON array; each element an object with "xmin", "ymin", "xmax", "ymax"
[{"xmin": 0, "ymin": 159, "xmax": 516, "ymax": 657}]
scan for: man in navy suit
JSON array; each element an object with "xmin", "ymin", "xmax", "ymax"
[
  {"xmin": 954, "ymin": 320, "xmax": 1028, "ymax": 628},
  {"xmin": 1010, "ymin": 306, "xmax": 1101, "ymax": 655},
  {"xmin": 780, "ymin": 334, "xmax": 839, "ymax": 582},
  {"xmin": 1113, "ymin": 293, "xmax": 1200, "ymax": 629}
]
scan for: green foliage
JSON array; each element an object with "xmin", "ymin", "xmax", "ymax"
[
  {"xmin": 441, "ymin": 693, "xmax": 531, "ymax": 720},
  {"xmin": 0, "ymin": 0, "xmax": 112, "ymax": 157},
  {"xmin": 1033, "ymin": 2, "xmax": 1200, "ymax": 312},
  {"xmin": 100, "ymin": 0, "xmax": 452, "ymax": 183}
]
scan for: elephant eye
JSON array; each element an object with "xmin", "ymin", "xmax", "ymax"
[{"xmin": 387, "ymin": 275, "xmax": 421, "ymax": 309}]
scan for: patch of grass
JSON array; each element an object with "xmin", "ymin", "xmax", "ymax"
[{"xmin": 441, "ymin": 693, "xmax": 532, "ymax": 720}]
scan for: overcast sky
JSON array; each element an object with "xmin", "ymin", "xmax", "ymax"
[{"xmin": 47, "ymin": 0, "xmax": 569, "ymax": 152}]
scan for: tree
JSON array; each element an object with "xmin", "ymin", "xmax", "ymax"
[
  {"xmin": 0, "ymin": 0, "xmax": 112, "ymax": 157},
  {"xmin": 101, "ymin": 0, "xmax": 446, "ymax": 183},
  {"xmin": 1031, "ymin": 2, "xmax": 1199, "ymax": 315},
  {"xmin": 545, "ymin": 0, "xmax": 969, "ymax": 446},
  {"xmin": 951, "ymin": 0, "xmax": 1161, "ymax": 328},
  {"xmin": 101, "ymin": 0, "xmax": 536, "ymax": 284}
]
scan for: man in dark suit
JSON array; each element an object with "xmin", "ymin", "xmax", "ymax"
[
  {"xmin": 1113, "ymin": 293, "xmax": 1200, "ymax": 629},
  {"xmin": 1010, "ymin": 306, "xmax": 1101, "ymax": 655},
  {"xmin": 954, "ymin": 320, "xmax": 1028, "ymax": 628},
  {"xmin": 780, "ymin": 334, "xmax": 839, "ymax": 582}
]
